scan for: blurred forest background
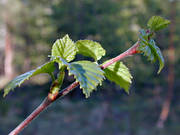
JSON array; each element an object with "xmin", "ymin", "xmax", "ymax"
[{"xmin": 0, "ymin": 0, "xmax": 179, "ymax": 135}]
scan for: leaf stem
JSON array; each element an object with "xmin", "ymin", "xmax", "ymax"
[
  {"xmin": 49, "ymin": 72, "xmax": 55, "ymax": 81},
  {"xmin": 9, "ymin": 41, "xmax": 140, "ymax": 135},
  {"xmin": 57, "ymin": 66, "xmax": 66, "ymax": 88}
]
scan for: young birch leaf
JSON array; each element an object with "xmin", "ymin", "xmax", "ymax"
[
  {"xmin": 149, "ymin": 39, "xmax": 164, "ymax": 74},
  {"xmin": 75, "ymin": 40, "xmax": 106, "ymax": 61},
  {"xmin": 4, "ymin": 61, "xmax": 55, "ymax": 97},
  {"xmin": 147, "ymin": 16, "xmax": 170, "ymax": 32},
  {"xmin": 138, "ymin": 29, "xmax": 155, "ymax": 62},
  {"xmin": 138, "ymin": 29, "xmax": 165, "ymax": 73},
  {"xmin": 51, "ymin": 34, "xmax": 77, "ymax": 68},
  {"xmin": 61, "ymin": 59, "xmax": 104, "ymax": 98},
  {"xmin": 103, "ymin": 61, "xmax": 132, "ymax": 94}
]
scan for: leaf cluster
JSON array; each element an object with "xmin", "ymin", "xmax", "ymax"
[
  {"xmin": 3, "ymin": 16, "xmax": 170, "ymax": 98},
  {"xmin": 138, "ymin": 16, "xmax": 170, "ymax": 74},
  {"xmin": 4, "ymin": 35, "xmax": 132, "ymax": 98}
]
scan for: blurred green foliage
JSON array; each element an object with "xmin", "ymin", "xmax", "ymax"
[{"xmin": 0, "ymin": 0, "xmax": 179, "ymax": 134}]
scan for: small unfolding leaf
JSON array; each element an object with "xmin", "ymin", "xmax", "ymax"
[
  {"xmin": 138, "ymin": 29, "xmax": 149, "ymax": 44},
  {"xmin": 149, "ymin": 39, "xmax": 164, "ymax": 73},
  {"xmin": 103, "ymin": 61, "xmax": 132, "ymax": 93},
  {"xmin": 138, "ymin": 29, "xmax": 155, "ymax": 62},
  {"xmin": 147, "ymin": 16, "xmax": 170, "ymax": 31},
  {"xmin": 4, "ymin": 61, "xmax": 55, "ymax": 97},
  {"xmin": 75, "ymin": 40, "xmax": 106, "ymax": 61},
  {"xmin": 138, "ymin": 29, "xmax": 164, "ymax": 73},
  {"xmin": 62, "ymin": 60, "xmax": 104, "ymax": 98},
  {"xmin": 51, "ymin": 34, "xmax": 77, "ymax": 68}
]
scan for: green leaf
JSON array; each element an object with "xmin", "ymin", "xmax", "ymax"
[
  {"xmin": 3, "ymin": 61, "xmax": 55, "ymax": 97},
  {"xmin": 51, "ymin": 34, "xmax": 77, "ymax": 68},
  {"xmin": 138, "ymin": 29, "xmax": 165, "ymax": 73},
  {"xmin": 103, "ymin": 61, "xmax": 132, "ymax": 93},
  {"xmin": 147, "ymin": 16, "xmax": 170, "ymax": 31},
  {"xmin": 138, "ymin": 29, "xmax": 149, "ymax": 44},
  {"xmin": 75, "ymin": 40, "xmax": 106, "ymax": 61},
  {"xmin": 138, "ymin": 29, "xmax": 155, "ymax": 62},
  {"xmin": 62, "ymin": 60, "xmax": 104, "ymax": 98},
  {"xmin": 149, "ymin": 39, "xmax": 164, "ymax": 73}
]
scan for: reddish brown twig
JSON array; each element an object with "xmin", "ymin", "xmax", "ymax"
[
  {"xmin": 101, "ymin": 41, "xmax": 139, "ymax": 69},
  {"xmin": 9, "ymin": 82, "xmax": 79, "ymax": 135},
  {"xmin": 9, "ymin": 41, "xmax": 139, "ymax": 135}
]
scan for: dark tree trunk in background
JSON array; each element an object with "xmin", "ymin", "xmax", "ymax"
[
  {"xmin": 157, "ymin": 0, "xmax": 176, "ymax": 128},
  {"xmin": 22, "ymin": 34, "xmax": 32, "ymax": 72}
]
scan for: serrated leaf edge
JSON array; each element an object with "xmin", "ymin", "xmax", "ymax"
[{"xmin": 66, "ymin": 61, "xmax": 105, "ymax": 98}]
